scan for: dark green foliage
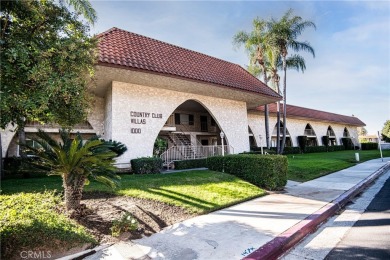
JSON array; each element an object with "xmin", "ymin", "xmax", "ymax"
[
  {"xmin": 280, "ymin": 147, "xmax": 301, "ymax": 154},
  {"xmin": 322, "ymin": 136, "xmax": 330, "ymax": 147},
  {"xmin": 382, "ymin": 120, "xmax": 390, "ymax": 142},
  {"xmin": 305, "ymin": 146, "xmax": 328, "ymax": 153},
  {"xmin": 154, "ymin": 137, "xmax": 167, "ymax": 156},
  {"xmin": 174, "ymin": 159, "xmax": 207, "ymax": 170},
  {"xmin": 361, "ymin": 142, "xmax": 378, "ymax": 150},
  {"xmin": 0, "ymin": 192, "xmax": 96, "ymax": 259},
  {"xmin": 3, "ymin": 156, "xmax": 44, "ymax": 176},
  {"xmin": 207, "ymin": 154, "xmax": 287, "ymax": 190},
  {"xmin": 131, "ymin": 157, "xmax": 163, "ymax": 174},
  {"xmin": 250, "ymin": 146, "xmax": 300, "ymax": 154},
  {"xmin": 341, "ymin": 138, "xmax": 354, "ymax": 150},
  {"xmin": 297, "ymin": 136, "xmax": 307, "ymax": 152},
  {"xmin": 0, "ymin": 0, "xmax": 97, "ymax": 129},
  {"xmin": 327, "ymin": 145, "xmax": 345, "ymax": 152}
]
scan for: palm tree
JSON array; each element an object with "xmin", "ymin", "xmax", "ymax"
[
  {"xmin": 233, "ymin": 17, "xmax": 273, "ymax": 149},
  {"xmin": 268, "ymin": 9, "xmax": 316, "ymax": 154},
  {"xmin": 24, "ymin": 130, "xmax": 126, "ymax": 213},
  {"xmin": 62, "ymin": 0, "xmax": 97, "ymax": 25}
]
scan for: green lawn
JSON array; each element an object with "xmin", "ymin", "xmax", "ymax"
[
  {"xmin": 287, "ymin": 150, "xmax": 390, "ymax": 182},
  {"xmin": 1, "ymin": 170, "xmax": 266, "ymax": 214},
  {"xmin": 0, "ymin": 192, "xmax": 96, "ymax": 259}
]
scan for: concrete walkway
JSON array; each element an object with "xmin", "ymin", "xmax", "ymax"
[{"xmin": 84, "ymin": 158, "xmax": 390, "ymax": 260}]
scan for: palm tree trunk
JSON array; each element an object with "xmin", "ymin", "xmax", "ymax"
[
  {"xmin": 261, "ymin": 63, "xmax": 270, "ymax": 149},
  {"xmin": 264, "ymin": 105, "xmax": 270, "ymax": 149},
  {"xmin": 276, "ymin": 101, "xmax": 280, "ymax": 154},
  {"xmin": 63, "ymin": 175, "xmax": 86, "ymax": 212},
  {"xmin": 280, "ymin": 55, "xmax": 288, "ymax": 154}
]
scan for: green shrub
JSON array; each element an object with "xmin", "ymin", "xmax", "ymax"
[
  {"xmin": 0, "ymin": 192, "xmax": 96, "ymax": 259},
  {"xmin": 131, "ymin": 157, "xmax": 163, "ymax": 174},
  {"xmin": 341, "ymin": 138, "xmax": 354, "ymax": 150},
  {"xmin": 249, "ymin": 147, "xmax": 300, "ymax": 155},
  {"xmin": 3, "ymin": 156, "xmax": 45, "ymax": 176},
  {"xmin": 361, "ymin": 142, "xmax": 378, "ymax": 150},
  {"xmin": 327, "ymin": 145, "xmax": 345, "ymax": 152},
  {"xmin": 207, "ymin": 154, "xmax": 287, "ymax": 190},
  {"xmin": 305, "ymin": 146, "xmax": 328, "ymax": 153},
  {"xmin": 281, "ymin": 147, "xmax": 301, "ymax": 154},
  {"xmin": 322, "ymin": 136, "xmax": 330, "ymax": 147},
  {"xmin": 297, "ymin": 136, "xmax": 308, "ymax": 152},
  {"xmin": 111, "ymin": 212, "xmax": 139, "ymax": 237},
  {"xmin": 174, "ymin": 158, "xmax": 207, "ymax": 170}
]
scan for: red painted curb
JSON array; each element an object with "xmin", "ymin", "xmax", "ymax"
[{"xmin": 243, "ymin": 162, "xmax": 390, "ymax": 260}]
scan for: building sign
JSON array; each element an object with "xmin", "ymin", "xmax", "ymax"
[{"xmin": 130, "ymin": 111, "xmax": 163, "ymax": 134}]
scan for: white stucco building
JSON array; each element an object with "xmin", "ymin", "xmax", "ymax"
[{"xmin": 1, "ymin": 28, "xmax": 365, "ymax": 168}]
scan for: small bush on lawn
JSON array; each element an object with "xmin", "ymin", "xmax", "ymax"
[
  {"xmin": 322, "ymin": 136, "xmax": 330, "ymax": 147},
  {"xmin": 298, "ymin": 136, "xmax": 308, "ymax": 152},
  {"xmin": 207, "ymin": 154, "xmax": 287, "ymax": 190},
  {"xmin": 111, "ymin": 212, "xmax": 139, "ymax": 237},
  {"xmin": 131, "ymin": 157, "xmax": 163, "ymax": 174},
  {"xmin": 0, "ymin": 192, "xmax": 96, "ymax": 259},
  {"xmin": 174, "ymin": 158, "xmax": 207, "ymax": 170},
  {"xmin": 341, "ymin": 138, "xmax": 354, "ymax": 150},
  {"xmin": 361, "ymin": 142, "xmax": 378, "ymax": 150}
]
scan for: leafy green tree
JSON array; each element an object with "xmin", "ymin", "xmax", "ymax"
[
  {"xmin": 267, "ymin": 9, "xmax": 316, "ymax": 154},
  {"xmin": 0, "ymin": 0, "xmax": 97, "ymax": 176},
  {"xmin": 382, "ymin": 120, "xmax": 390, "ymax": 142},
  {"xmin": 358, "ymin": 127, "xmax": 368, "ymax": 136},
  {"xmin": 25, "ymin": 130, "xmax": 126, "ymax": 213}
]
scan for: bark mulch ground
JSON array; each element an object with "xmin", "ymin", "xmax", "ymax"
[{"xmin": 77, "ymin": 191, "xmax": 196, "ymax": 244}]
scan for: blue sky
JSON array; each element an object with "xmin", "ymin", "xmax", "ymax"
[{"xmin": 89, "ymin": 1, "xmax": 390, "ymax": 134}]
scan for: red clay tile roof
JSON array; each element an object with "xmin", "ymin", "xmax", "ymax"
[
  {"xmin": 97, "ymin": 27, "xmax": 280, "ymax": 99},
  {"xmin": 255, "ymin": 103, "xmax": 365, "ymax": 126}
]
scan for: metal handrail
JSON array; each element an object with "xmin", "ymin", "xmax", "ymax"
[{"xmin": 160, "ymin": 145, "xmax": 233, "ymax": 167}]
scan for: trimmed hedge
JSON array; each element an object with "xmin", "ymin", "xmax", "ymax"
[
  {"xmin": 361, "ymin": 142, "xmax": 378, "ymax": 150},
  {"xmin": 322, "ymin": 136, "xmax": 330, "ymax": 147},
  {"xmin": 207, "ymin": 154, "xmax": 287, "ymax": 190},
  {"xmin": 327, "ymin": 145, "xmax": 345, "ymax": 152},
  {"xmin": 130, "ymin": 157, "xmax": 162, "ymax": 174},
  {"xmin": 250, "ymin": 147, "xmax": 300, "ymax": 155},
  {"xmin": 305, "ymin": 146, "xmax": 328, "ymax": 153},
  {"xmin": 297, "ymin": 136, "xmax": 308, "ymax": 152},
  {"xmin": 341, "ymin": 138, "xmax": 354, "ymax": 150},
  {"xmin": 174, "ymin": 158, "xmax": 207, "ymax": 170}
]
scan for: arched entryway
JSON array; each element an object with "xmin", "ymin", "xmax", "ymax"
[
  {"xmin": 304, "ymin": 123, "xmax": 318, "ymax": 146},
  {"xmin": 155, "ymin": 100, "xmax": 231, "ymax": 167},
  {"xmin": 271, "ymin": 121, "xmax": 292, "ymax": 147},
  {"xmin": 248, "ymin": 126, "xmax": 257, "ymax": 148},
  {"xmin": 325, "ymin": 125, "xmax": 337, "ymax": 146}
]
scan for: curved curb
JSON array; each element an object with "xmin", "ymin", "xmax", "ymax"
[{"xmin": 243, "ymin": 162, "xmax": 390, "ymax": 260}]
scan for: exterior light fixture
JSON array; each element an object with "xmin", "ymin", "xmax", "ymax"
[{"xmin": 220, "ymin": 132, "xmax": 225, "ymax": 157}]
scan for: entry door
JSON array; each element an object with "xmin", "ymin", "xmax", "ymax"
[{"xmin": 200, "ymin": 116, "xmax": 208, "ymax": 132}]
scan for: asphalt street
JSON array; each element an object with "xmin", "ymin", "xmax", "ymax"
[
  {"xmin": 282, "ymin": 169, "xmax": 390, "ymax": 260},
  {"xmin": 325, "ymin": 174, "xmax": 390, "ymax": 259}
]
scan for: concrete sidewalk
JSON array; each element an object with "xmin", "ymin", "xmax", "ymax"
[{"xmin": 85, "ymin": 158, "xmax": 390, "ymax": 260}]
